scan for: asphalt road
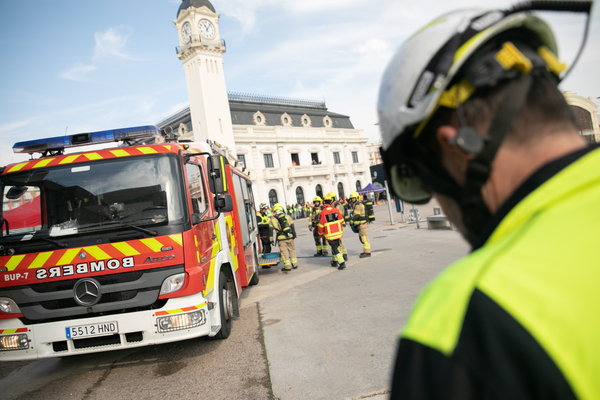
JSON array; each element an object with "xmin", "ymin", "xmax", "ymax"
[{"xmin": 0, "ymin": 202, "xmax": 469, "ymax": 400}]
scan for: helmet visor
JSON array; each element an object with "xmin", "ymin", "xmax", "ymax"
[{"xmin": 389, "ymin": 162, "xmax": 432, "ymax": 204}]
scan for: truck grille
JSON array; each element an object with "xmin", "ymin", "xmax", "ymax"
[{"xmin": 0, "ymin": 265, "xmax": 183, "ymax": 323}]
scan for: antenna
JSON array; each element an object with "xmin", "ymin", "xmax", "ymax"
[{"xmin": 65, "ymin": 126, "xmax": 68, "ymax": 135}]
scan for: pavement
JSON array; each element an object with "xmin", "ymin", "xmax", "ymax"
[{"xmin": 0, "ymin": 201, "xmax": 469, "ymax": 400}]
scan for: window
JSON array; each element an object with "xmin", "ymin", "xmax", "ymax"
[
  {"xmin": 337, "ymin": 183, "xmax": 345, "ymax": 200},
  {"xmin": 291, "ymin": 153, "xmax": 300, "ymax": 166},
  {"xmin": 311, "ymin": 153, "xmax": 319, "ymax": 165},
  {"xmin": 315, "ymin": 184, "xmax": 323, "ymax": 199},
  {"xmin": 296, "ymin": 187, "xmax": 305, "ymax": 204},
  {"xmin": 238, "ymin": 154, "xmax": 246, "ymax": 169},
  {"xmin": 269, "ymin": 189, "xmax": 278, "ymax": 207},
  {"xmin": 333, "ymin": 152, "xmax": 341, "ymax": 164},
  {"xmin": 264, "ymin": 154, "xmax": 274, "ymax": 168},
  {"xmin": 352, "ymin": 152, "xmax": 359, "ymax": 163},
  {"xmin": 185, "ymin": 163, "xmax": 208, "ymax": 217},
  {"xmin": 356, "ymin": 180, "xmax": 362, "ymax": 191}
]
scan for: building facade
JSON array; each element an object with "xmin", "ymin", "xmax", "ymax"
[
  {"xmin": 563, "ymin": 91, "xmax": 600, "ymax": 143},
  {"xmin": 165, "ymin": 0, "xmax": 371, "ymax": 208},
  {"xmin": 366, "ymin": 142, "xmax": 383, "ymax": 166}
]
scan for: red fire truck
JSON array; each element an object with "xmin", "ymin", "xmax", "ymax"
[{"xmin": 0, "ymin": 125, "xmax": 261, "ymax": 360}]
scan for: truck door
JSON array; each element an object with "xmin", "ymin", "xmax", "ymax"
[{"xmin": 185, "ymin": 162, "xmax": 218, "ymax": 285}]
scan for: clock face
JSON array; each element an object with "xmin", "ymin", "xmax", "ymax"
[
  {"xmin": 181, "ymin": 22, "xmax": 192, "ymax": 44},
  {"xmin": 198, "ymin": 19, "xmax": 215, "ymax": 39}
]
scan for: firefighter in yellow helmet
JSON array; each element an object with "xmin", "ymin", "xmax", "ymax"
[
  {"xmin": 309, "ymin": 196, "xmax": 329, "ymax": 256},
  {"xmin": 319, "ymin": 193, "xmax": 346, "ymax": 270},
  {"xmin": 348, "ymin": 192, "xmax": 370, "ymax": 257},
  {"xmin": 269, "ymin": 203, "xmax": 298, "ymax": 272},
  {"xmin": 256, "ymin": 203, "xmax": 272, "ymax": 256},
  {"xmin": 327, "ymin": 192, "xmax": 348, "ymax": 262}
]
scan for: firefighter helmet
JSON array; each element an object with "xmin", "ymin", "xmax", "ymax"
[
  {"xmin": 272, "ymin": 203, "xmax": 284, "ymax": 213},
  {"xmin": 260, "ymin": 203, "xmax": 267, "ymax": 209},
  {"xmin": 327, "ymin": 191, "xmax": 336, "ymax": 201},
  {"xmin": 313, "ymin": 196, "xmax": 322, "ymax": 203},
  {"xmin": 323, "ymin": 193, "xmax": 333, "ymax": 203},
  {"xmin": 349, "ymin": 192, "xmax": 360, "ymax": 200}
]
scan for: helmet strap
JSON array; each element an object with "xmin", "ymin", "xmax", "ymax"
[{"xmin": 460, "ymin": 73, "xmax": 533, "ymax": 243}]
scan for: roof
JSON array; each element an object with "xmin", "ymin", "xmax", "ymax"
[
  {"xmin": 177, "ymin": 0, "xmax": 216, "ymax": 18},
  {"xmin": 156, "ymin": 93, "xmax": 355, "ymax": 130}
]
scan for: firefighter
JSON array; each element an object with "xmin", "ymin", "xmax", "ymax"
[
  {"xmin": 256, "ymin": 203, "xmax": 272, "ymax": 256},
  {"xmin": 327, "ymin": 192, "xmax": 348, "ymax": 262},
  {"xmin": 318, "ymin": 194, "xmax": 346, "ymax": 270},
  {"xmin": 309, "ymin": 196, "xmax": 329, "ymax": 256},
  {"xmin": 348, "ymin": 192, "xmax": 371, "ymax": 258},
  {"xmin": 378, "ymin": 3, "xmax": 598, "ymax": 398},
  {"xmin": 270, "ymin": 203, "xmax": 298, "ymax": 272}
]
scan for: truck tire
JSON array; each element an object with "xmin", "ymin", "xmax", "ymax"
[
  {"xmin": 214, "ymin": 271, "xmax": 232, "ymax": 339},
  {"xmin": 249, "ymin": 250, "xmax": 259, "ymax": 286}
]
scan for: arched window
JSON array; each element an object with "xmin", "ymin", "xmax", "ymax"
[
  {"xmin": 356, "ymin": 180, "xmax": 362, "ymax": 191},
  {"xmin": 268, "ymin": 189, "xmax": 278, "ymax": 207},
  {"xmin": 570, "ymin": 105, "xmax": 595, "ymax": 143},
  {"xmin": 296, "ymin": 187, "xmax": 305, "ymax": 205},
  {"xmin": 337, "ymin": 182, "xmax": 345, "ymax": 200},
  {"xmin": 315, "ymin": 184, "xmax": 323, "ymax": 199}
]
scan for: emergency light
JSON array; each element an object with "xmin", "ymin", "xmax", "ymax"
[{"xmin": 13, "ymin": 125, "xmax": 161, "ymax": 154}]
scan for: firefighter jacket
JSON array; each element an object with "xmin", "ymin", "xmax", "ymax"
[
  {"xmin": 270, "ymin": 213, "xmax": 296, "ymax": 241},
  {"xmin": 332, "ymin": 200, "xmax": 347, "ymax": 224},
  {"xmin": 256, "ymin": 211, "xmax": 271, "ymax": 237},
  {"xmin": 391, "ymin": 145, "xmax": 600, "ymax": 400},
  {"xmin": 309, "ymin": 205, "xmax": 323, "ymax": 228},
  {"xmin": 318, "ymin": 205, "xmax": 344, "ymax": 241},
  {"xmin": 351, "ymin": 202, "xmax": 367, "ymax": 226}
]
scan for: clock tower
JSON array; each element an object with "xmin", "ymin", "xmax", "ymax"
[{"xmin": 174, "ymin": 0, "xmax": 236, "ymax": 155}]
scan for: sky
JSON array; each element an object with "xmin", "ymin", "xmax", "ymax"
[{"xmin": 0, "ymin": 0, "xmax": 598, "ymax": 167}]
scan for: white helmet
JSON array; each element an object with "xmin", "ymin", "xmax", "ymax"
[{"xmin": 377, "ymin": 1, "xmax": 590, "ymax": 241}]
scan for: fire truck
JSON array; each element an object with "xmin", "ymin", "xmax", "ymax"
[{"xmin": 0, "ymin": 125, "xmax": 261, "ymax": 360}]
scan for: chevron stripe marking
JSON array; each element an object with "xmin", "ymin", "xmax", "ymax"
[
  {"xmin": 140, "ymin": 238, "xmax": 163, "ymax": 253},
  {"xmin": 85, "ymin": 246, "xmax": 111, "ymax": 260},
  {"xmin": 111, "ymin": 242, "xmax": 140, "ymax": 256},
  {"xmin": 59, "ymin": 155, "xmax": 80, "ymax": 165},
  {"xmin": 33, "ymin": 159, "xmax": 55, "ymax": 168},
  {"xmin": 57, "ymin": 248, "xmax": 81, "ymax": 265},
  {"xmin": 155, "ymin": 302, "xmax": 207, "ymax": 316},
  {"xmin": 110, "ymin": 149, "xmax": 130, "ymax": 157},
  {"xmin": 84, "ymin": 152, "xmax": 103, "ymax": 160},
  {"xmin": 7, "ymin": 162, "xmax": 29, "ymax": 173},
  {"xmin": 29, "ymin": 252, "xmax": 54, "ymax": 269},
  {"xmin": 169, "ymin": 234, "xmax": 183, "ymax": 246},
  {"xmin": 5, "ymin": 255, "xmax": 26, "ymax": 271},
  {"xmin": 137, "ymin": 147, "xmax": 158, "ymax": 154}
]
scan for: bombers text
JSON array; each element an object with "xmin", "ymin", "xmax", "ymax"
[{"xmin": 36, "ymin": 257, "xmax": 135, "ymax": 280}]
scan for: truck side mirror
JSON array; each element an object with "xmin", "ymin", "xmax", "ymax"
[
  {"xmin": 206, "ymin": 155, "xmax": 228, "ymax": 194},
  {"xmin": 214, "ymin": 194, "xmax": 233, "ymax": 212}
]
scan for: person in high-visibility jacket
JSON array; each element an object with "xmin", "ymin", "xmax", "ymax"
[
  {"xmin": 318, "ymin": 194, "xmax": 346, "ymax": 270},
  {"xmin": 269, "ymin": 203, "xmax": 297, "ymax": 272},
  {"xmin": 378, "ymin": 4, "xmax": 599, "ymax": 399},
  {"xmin": 348, "ymin": 192, "xmax": 370, "ymax": 257},
  {"xmin": 327, "ymin": 192, "xmax": 348, "ymax": 262},
  {"xmin": 309, "ymin": 196, "xmax": 329, "ymax": 256},
  {"xmin": 256, "ymin": 203, "xmax": 272, "ymax": 255}
]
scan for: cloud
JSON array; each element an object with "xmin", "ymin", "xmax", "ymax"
[
  {"xmin": 0, "ymin": 120, "xmax": 31, "ymax": 134},
  {"xmin": 93, "ymin": 27, "xmax": 136, "ymax": 61},
  {"xmin": 60, "ymin": 62, "xmax": 97, "ymax": 82},
  {"xmin": 60, "ymin": 26, "xmax": 135, "ymax": 81}
]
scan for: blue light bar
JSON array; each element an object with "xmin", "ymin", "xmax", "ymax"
[{"xmin": 13, "ymin": 125, "xmax": 161, "ymax": 154}]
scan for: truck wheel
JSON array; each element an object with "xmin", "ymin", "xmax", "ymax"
[
  {"xmin": 249, "ymin": 251, "xmax": 259, "ymax": 286},
  {"xmin": 215, "ymin": 271, "xmax": 232, "ymax": 339}
]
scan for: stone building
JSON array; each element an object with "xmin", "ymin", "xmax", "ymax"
[{"xmin": 563, "ymin": 91, "xmax": 599, "ymax": 143}]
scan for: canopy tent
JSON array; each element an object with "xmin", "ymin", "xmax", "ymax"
[
  {"xmin": 357, "ymin": 183, "xmax": 385, "ymax": 195},
  {"xmin": 3, "ymin": 196, "xmax": 42, "ymax": 230}
]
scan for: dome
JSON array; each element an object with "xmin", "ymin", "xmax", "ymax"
[{"xmin": 177, "ymin": 0, "xmax": 216, "ymax": 18}]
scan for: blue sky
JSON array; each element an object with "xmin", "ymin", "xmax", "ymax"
[{"xmin": 1, "ymin": 0, "xmax": 599, "ymax": 166}]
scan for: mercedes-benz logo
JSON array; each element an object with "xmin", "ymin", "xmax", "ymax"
[{"xmin": 73, "ymin": 278, "xmax": 101, "ymax": 306}]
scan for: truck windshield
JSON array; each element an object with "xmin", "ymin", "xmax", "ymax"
[{"xmin": 1, "ymin": 154, "xmax": 185, "ymax": 237}]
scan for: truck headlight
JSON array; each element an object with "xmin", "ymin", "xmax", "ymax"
[
  {"xmin": 0, "ymin": 334, "xmax": 29, "ymax": 351},
  {"xmin": 0, "ymin": 298, "xmax": 21, "ymax": 314},
  {"xmin": 160, "ymin": 273, "xmax": 185, "ymax": 295},
  {"xmin": 157, "ymin": 309, "xmax": 206, "ymax": 333}
]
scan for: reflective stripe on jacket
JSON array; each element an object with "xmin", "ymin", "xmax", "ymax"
[{"xmin": 318, "ymin": 205, "xmax": 344, "ymax": 241}]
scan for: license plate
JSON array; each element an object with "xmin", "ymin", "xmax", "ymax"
[{"xmin": 66, "ymin": 322, "xmax": 119, "ymax": 339}]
